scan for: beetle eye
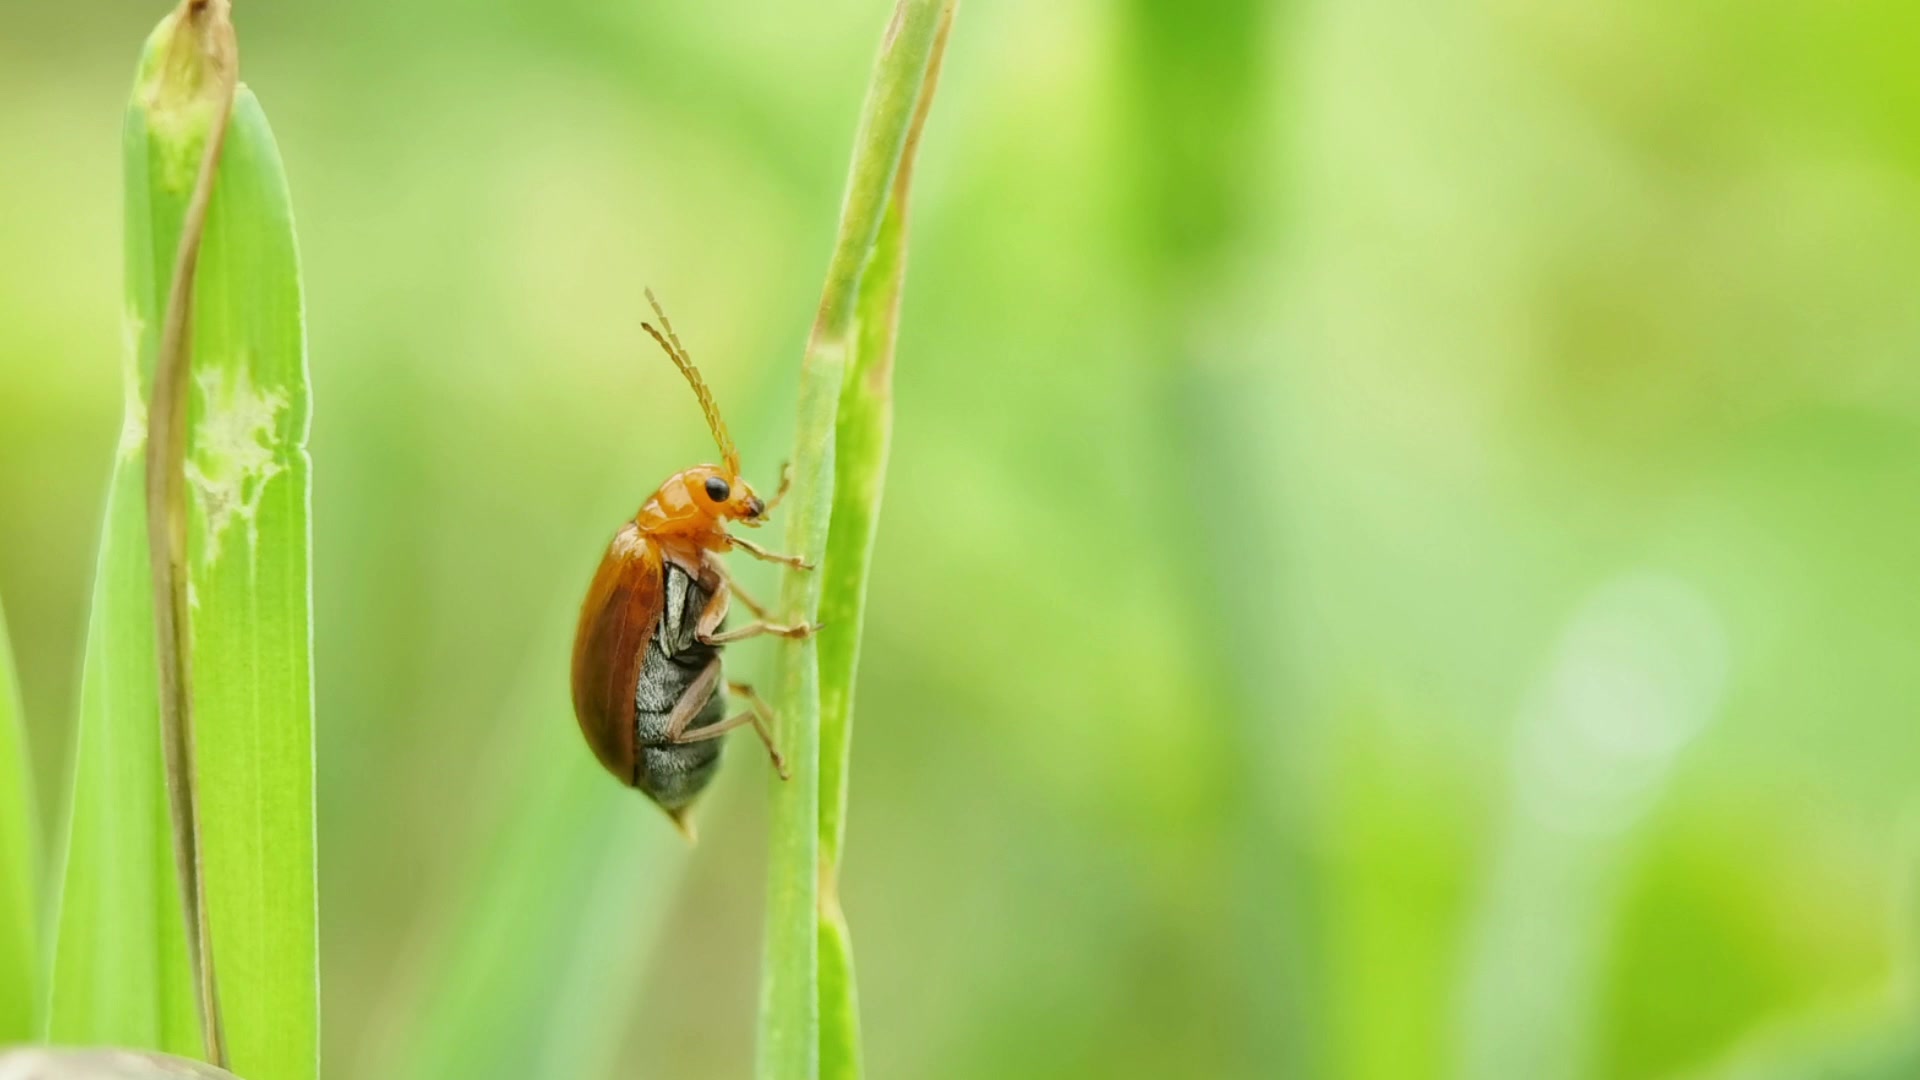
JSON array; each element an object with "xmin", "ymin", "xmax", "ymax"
[{"xmin": 704, "ymin": 476, "xmax": 732, "ymax": 503}]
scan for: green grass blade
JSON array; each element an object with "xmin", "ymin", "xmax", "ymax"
[
  {"xmin": 47, "ymin": 7, "xmax": 315, "ymax": 1075},
  {"xmin": 814, "ymin": 912, "xmax": 860, "ymax": 1080},
  {"xmin": 183, "ymin": 78, "xmax": 317, "ymax": 1080},
  {"xmin": 0, "ymin": 595, "xmax": 36, "ymax": 1042},
  {"xmin": 813, "ymin": 9, "xmax": 954, "ymax": 1078},
  {"xmin": 809, "ymin": 183, "xmax": 894, "ymax": 1080},
  {"xmin": 817, "ymin": 0, "xmax": 953, "ymax": 894},
  {"xmin": 758, "ymin": 2, "xmax": 957, "ymax": 1077}
]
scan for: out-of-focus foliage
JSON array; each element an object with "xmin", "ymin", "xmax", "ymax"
[{"xmin": 3, "ymin": 1, "xmax": 1918, "ymax": 1077}]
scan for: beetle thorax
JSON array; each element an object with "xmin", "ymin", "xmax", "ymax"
[
  {"xmin": 638, "ymin": 471, "xmax": 717, "ymax": 534},
  {"xmin": 636, "ymin": 469, "xmax": 736, "ymax": 579}
]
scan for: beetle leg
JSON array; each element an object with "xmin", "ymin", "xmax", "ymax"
[
  {"xmin": 761, "ymin": 461, "xmax": 793, "ymax": 515},
  {"xmin": 692, "ymin": 573, "xmax": 817, "ymax": 645},
  {"xmin": 727, "ymin": 578, "xmax": 775, "ymax": 620},
  {"xmin": 699, "ymin": 619, "xmax": 820, "ymax": 645},
  {"xmin": 692, "ymin": 574, "xmax": 733, "ymax": 645},
  {"xmin": 671, "ymin": 684, "xmax": 789, "ymax": 779},
  {"xmin": 729, "ymin": 680, "xmax": 788, "ymax": 777},
  {"xmin": 661, "ymin": 658, "xmax": 724, "ymax": 741},
  {"xmin": 727, "ymin": 533, "xmax": 813, "ymax": 570}
]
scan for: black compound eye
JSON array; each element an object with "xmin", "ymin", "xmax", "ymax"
[{"xmin": 704, "ymin": 476, "xmax": 732, "ymax": 503}]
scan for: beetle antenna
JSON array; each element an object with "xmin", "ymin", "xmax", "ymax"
[{"xmin": 642, "ymin": 288, "xmax": 740, "ymax": 476}]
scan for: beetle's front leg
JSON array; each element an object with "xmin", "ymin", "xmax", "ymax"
[
  {"xmin": 725, "ymin": 533, "xmax": 813, "ymax": 570},
  {"xmin": 761, "ymin": 461, "xmax": 793, "ymax": 516}
]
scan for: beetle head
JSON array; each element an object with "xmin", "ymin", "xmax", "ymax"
[{"xmin": 685, "ymin": 465, "xmax": 765, "ymax": 525}]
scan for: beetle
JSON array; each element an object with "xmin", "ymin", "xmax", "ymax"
[{"xmin": 570, "ymin": 290, "xmax": 816, "ymax": 836}]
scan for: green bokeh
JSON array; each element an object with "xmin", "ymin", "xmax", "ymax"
[{"xmin": 4, "ymin": 1, "xmax": 1919, "ymax": 1077}]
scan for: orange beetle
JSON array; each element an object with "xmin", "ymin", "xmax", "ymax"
[{"xmin": 571, "ymin": 291, "xmax": 815, "ymax": 835}]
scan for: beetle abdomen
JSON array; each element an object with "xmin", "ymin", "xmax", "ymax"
[{"xmin": 633, "ymin": 565, "xmax": 727, "ymax": 808}]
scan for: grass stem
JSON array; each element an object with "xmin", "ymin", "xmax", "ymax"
[
  {"xmin": 814, "ymin": 9, "xmax": 955, "ymax": 1078},
  {"xmin": 756, "ymin": 3, "xmax": 957, "ymax": 1077}
]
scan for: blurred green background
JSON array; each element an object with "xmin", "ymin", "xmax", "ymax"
[{"xmin": 6, "ymin": 1, "xmax": 1920, "ymax": 1077}]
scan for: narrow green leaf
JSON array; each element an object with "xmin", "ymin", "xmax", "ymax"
[
  {"xmin": 758, "ymin": 2, "xmax": 957, "ymax": 1077},
  {"xmin": 808, "ymin": 196, "xmax": 899, "ymax": 1080},
  {"xmin": 182, "ymin": 78, "xmax": 317, "ymax": 1080},
  {"xmin": 815, "ymin": 906, "xmax": 861, "ymax": 1080},
  {"xmin": 812, "ymin": 202, "xmax": 900, "ymax": 880},
  {"xmin": 0, "ymin": 595, "xmax": 36, "ymax": 1041},
  {"xmin": 47, "ymin": 7, "xmax": 316, "ymax": 1076},
  {"xmin": 813, "ymin": 9, "xmax": 954, "ymax": 1078},
  {"xmin": 817, "ymin": 0, "xmax": 951, "ymax": 885}
]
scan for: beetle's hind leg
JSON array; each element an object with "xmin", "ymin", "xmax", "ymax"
[
  {"xmin": 662, "ymin": 658, "xmax": 725, "ymax": 741},
  {"xmin": 668, "ymin": 679, "xmax": 789, "ymax": 780}
]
